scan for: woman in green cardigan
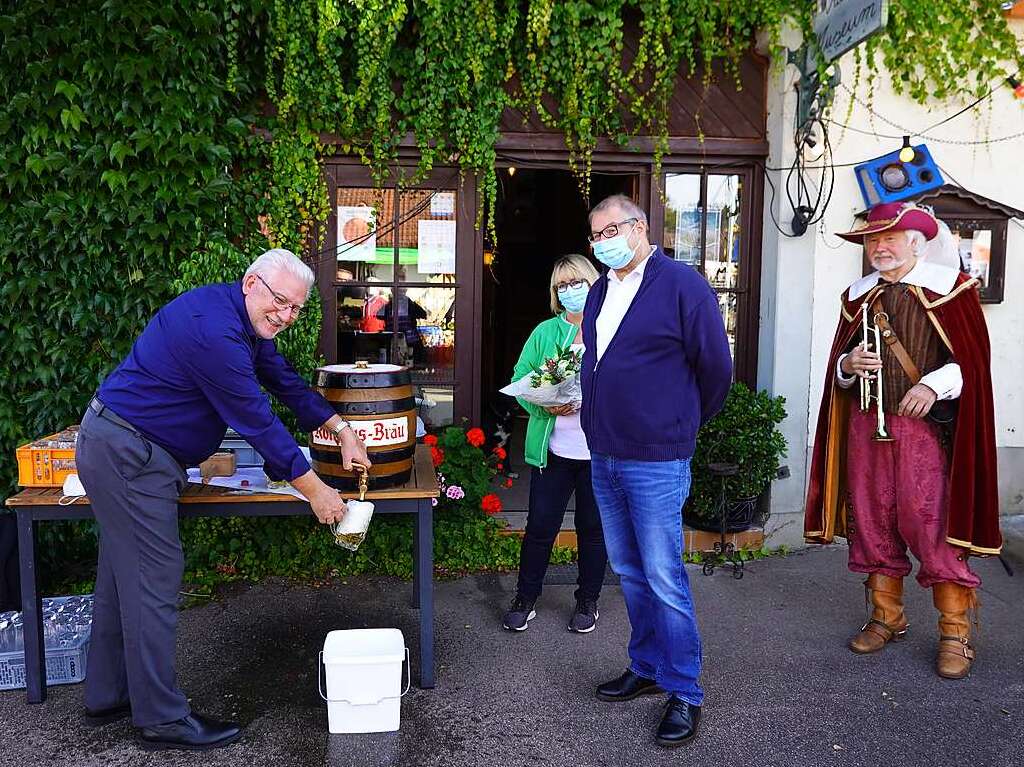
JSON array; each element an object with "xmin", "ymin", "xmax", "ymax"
[{"xmin": 502, "ymin": 254, "xmax": 608, "ymax": 634}]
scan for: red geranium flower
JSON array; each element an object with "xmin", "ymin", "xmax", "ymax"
[
  {"xmin": 423, "ymin": 434, "xmax": 438, "ymax": 446},
  {"xmin": 492, "ymin": 446, "xmax": 507, "ymax": 460},
  {"xmin": 430, "ymin": 447, "xmax": 445, "ymax": 467},
  {"xmin": 481, "ymin": 493, "xmax": 502, "ymax": 515},
  {"xmin": 503, "ymin": 478, "xmax": 513, "ymax": 489},
  {"xmin": 496, "ymin": 463, "xmax": 504, "ymax": 471},
  {"xmin": 466, "ymin": 427, "xmax": 486, "ymax": 447}
]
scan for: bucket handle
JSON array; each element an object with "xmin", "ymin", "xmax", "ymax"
[{"xmin": 318, "ymin": 648, "xmax": 412, "ymax": 705}]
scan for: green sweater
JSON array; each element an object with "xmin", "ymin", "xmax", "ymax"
[{"xmin": 511, "ymin": 314, "xmax": 580, "ymax": 469}]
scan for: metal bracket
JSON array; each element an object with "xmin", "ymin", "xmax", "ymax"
[{"xmin": 787, "ymin": 43, "xmax": 841, "ymax": 131}]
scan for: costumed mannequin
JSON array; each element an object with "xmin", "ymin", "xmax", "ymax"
[{"xmin": 805, "ymin": 201, "xmax": 1000, "ymax": 679}]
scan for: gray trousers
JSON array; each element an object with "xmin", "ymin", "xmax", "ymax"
[{"xmin": 76, "ymin": 405, "xmax": 190, "ymax": 727}]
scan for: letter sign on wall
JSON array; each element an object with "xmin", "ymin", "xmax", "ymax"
[{"xmin": 814, "ymin": 0, "xmax": 889, "ymax": 63}]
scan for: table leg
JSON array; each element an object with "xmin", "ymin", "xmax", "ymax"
[
  {"xmin": 415, "ymin": 498, "xmax": 434, "ymax": 688},
  {"xmin": 16, "ymin": 513, "xmax": 45, "ymax": 704}
]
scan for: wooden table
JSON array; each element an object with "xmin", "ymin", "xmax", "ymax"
[{"xmin": 5, "ymin": 444, "xmax": 440, "ymax": 704}]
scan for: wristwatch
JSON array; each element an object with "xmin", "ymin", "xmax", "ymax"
[{"xmin": 331, "ymin": 420, "xmax": 351, "ymax": 440}]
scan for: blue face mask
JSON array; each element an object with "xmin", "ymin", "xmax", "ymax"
[
  {"xmin": 558, "ymin": 282, "xmax": 590, "ymax": 313},
  {"xmin": 592, "ymin": 228, "xmax": 637, "ymax": 270}
]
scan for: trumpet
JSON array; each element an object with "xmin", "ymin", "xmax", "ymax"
[{"xmin": 858, "ymin": 300, "xmax": 894, "ymax": 442}]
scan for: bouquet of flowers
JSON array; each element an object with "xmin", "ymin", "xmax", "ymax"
[{"xmin": 499, "ymin": 346, "xmax": 583, "ymax": 409}]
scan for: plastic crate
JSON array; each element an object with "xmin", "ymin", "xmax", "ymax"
[
  {"xmin": 0, "ymin": 595, "xmax": 93, "ymax": 691},
  {"xmin": 15, "ymin": 427, "xmax": 79, "ymax": 487},
  {"xmin": 220, "ymin": 437, "xmax": 263, "ymax": 467},
  {"xmin": 0, "ymin": 633, "xmax": 89, "ymax": 690}
]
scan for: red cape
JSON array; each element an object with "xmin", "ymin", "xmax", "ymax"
[{"xmin": 804, "ymin": 273, "xmax": 1001, "ymax": 555}]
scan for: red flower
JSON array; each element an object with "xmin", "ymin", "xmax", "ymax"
[
  {"xmin": 496, "ymin": 463, "xmax": 504, "ymax": 471},
  {"xmin": 423, "ymin": 434, "xmax": 438, "ymax": 447},
  {"xmin": 492, "ymin": 446, "xmax": 507, "ymax": 460},
  {"xmin": 466, "ymin": 427, "xmax": 486, "ymax": 447},
  {"xmin": 503, "ymin": 478, "xmax": 513, "ymax": 489},
  {"xmin": 481, "ymin": 493, "xmax": 502, "ymax": 515},
  {"xmin": 430, "ymin": 447, "xmax": 445, "ymax": 467}
]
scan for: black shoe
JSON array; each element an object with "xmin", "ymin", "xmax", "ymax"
[
  {"xmin": 84, "ymin": 702, "xmax": 131, "ymax": 726},
  {"xmin": 139, "ymin": 712, "xmax": 242, "ymax": 751},
  {"xmin": 655, "ymin": 696, "xmax": 701, "ymax": 748},
  {"xmin": 502, "ymin": 594, "xmax": 537, "ymax": 631},
  {"xmin": 596, "ymin": 669, "xmax": 664, "ymax": 702},
  {"xmin": 567, "ymin": 598, "xmax": 599, "ymax": 633}
]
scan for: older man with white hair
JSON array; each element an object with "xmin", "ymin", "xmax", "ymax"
[
  {"xmin": 806, "ymin": 202, "xmax": 1000, "ymax": 680},
  {"xmin": 75, "ymin": 248, "xmax": 369, "ymax": 750}
]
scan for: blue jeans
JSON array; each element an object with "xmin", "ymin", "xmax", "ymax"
[{"xmin": 590, "ymin": 453, "xmax": 703, "ymax": 705}]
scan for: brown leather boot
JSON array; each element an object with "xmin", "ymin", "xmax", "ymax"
[
  {"xmin": 933, "ymin": 582, "xmax": 977, "ymax": 679},
  {"xmin": 848, "ymin": 573, "xmax": 909, "ymax": 654}
]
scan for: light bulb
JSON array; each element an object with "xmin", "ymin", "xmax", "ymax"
[
  {"xmin": 898, "ymin": 137, "xmax": 915, "ymax": 163},
  {"xmin": 507, "ymin": 166, "xmax": 516, "ymax": 176}
]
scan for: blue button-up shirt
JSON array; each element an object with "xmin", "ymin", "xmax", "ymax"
[{"xmin": 96, "ymin": 282, "xmax": 336, "ymax": 481}]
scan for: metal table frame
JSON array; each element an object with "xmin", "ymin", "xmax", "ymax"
[{"xmin": 7, "ymin": 479, "xmax": 436, "ymax": 704}]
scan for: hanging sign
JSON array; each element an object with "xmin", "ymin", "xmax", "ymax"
[{"xmin": 814, "ymin": 0, "xmax": 889, "ymax": 63}]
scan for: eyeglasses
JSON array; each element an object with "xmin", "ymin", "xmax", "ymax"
[
  {"xmin": 588, "ymin": 218, "xmax": 638, "ymax": 243},
  {"xmin": 256, "ymin": 274, "xmax": 304, "ymax": 316},
  {"xmin": 555, "ymin": 278, "xmax": 588, "ymax": 293}
]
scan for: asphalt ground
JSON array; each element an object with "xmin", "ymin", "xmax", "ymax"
[{"xmin": 0, "ymin": 525, "xmax": 1021, "ymax": 767}]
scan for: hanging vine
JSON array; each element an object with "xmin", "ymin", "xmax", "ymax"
[{"xmin": 260, "ymin": 0, "xmax": 1022, "ymax": 239}]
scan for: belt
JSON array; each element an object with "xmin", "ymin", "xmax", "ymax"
[{"xmin": 89, "ymin": 397, "xmax": 140, "ymax": 434}]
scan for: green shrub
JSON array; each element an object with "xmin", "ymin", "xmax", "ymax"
[{"xmin": 687, "ymin": 383, "xmax": 787, "ymax": 528}]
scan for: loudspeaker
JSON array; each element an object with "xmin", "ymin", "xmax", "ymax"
[{"xmin": 854, "ymin": 144, "xmax": 944, "ymax": 208}]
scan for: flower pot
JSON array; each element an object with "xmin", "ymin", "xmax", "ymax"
[{"xmin": 684, "ymin": 494, "xmax": 764, "ymax": 534}]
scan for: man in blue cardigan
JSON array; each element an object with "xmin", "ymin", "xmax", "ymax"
[{"xmin": 581, "ymin": 195, "xmax": 732, "ymax": 748}]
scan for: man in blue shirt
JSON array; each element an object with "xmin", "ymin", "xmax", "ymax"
[
  {"xmin": 75, "ymin": 248, "xmax": 369, "ymax": 750},
  {"xmin": 581, "ymin": 195, "xmax": 732, "ymax": 749}
]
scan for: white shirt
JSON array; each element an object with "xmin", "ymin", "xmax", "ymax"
[
  {"xmin": 548, "ymin": 343, "xmax": 590, "ymax": 460},
  {"xmin": 595, "ymin": 246, "xmax": 656, "ymax": 361},
  {"xmin": 836, "ymin": 260, "xmax": 962, "ymax": 400}
]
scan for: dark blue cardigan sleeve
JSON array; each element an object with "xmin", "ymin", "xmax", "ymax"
[{"xmin": 683, "ymin": 289, "xmax": 733, "ymax": 426}]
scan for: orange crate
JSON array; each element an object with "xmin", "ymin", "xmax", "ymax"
[{"xmin": 15, "ymin": 426, "xmax": 80, "ymax": 487}]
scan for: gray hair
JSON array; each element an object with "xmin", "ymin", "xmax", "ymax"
[
  {"xmin": 589, "ymin": 194, "xmax": 648, "ymax": 227},
  {"xmin": 244, "ymin": 248, "xmax": 315, "ymax": 294},
  {"xmin": 904, "ymin": 230, "xmax": 927, "ymax": 255}
]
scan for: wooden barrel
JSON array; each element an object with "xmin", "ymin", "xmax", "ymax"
[{"xmin": 310, "ymin": 362, "xmax": 417, "ymax": 490}]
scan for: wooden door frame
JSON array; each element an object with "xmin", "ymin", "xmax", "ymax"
[
  {"xmin": 321, "ymin": 159, "xmax": 480, "ymax": 424},
  {"xmin": 320, "ymin": 148, "xmax": 765, "ymax": 425}
]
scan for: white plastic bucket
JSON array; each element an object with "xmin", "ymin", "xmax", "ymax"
[{"xmin": 319, "ymin": 628, "xmax": 410, "ymax": 734}]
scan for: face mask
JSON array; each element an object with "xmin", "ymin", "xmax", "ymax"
[
  {"xmin": 558, "ymin": 283, "xmax": 590, "ymax": 313},
  {"xmin": 592, "ymin": 226, "xmax": 638, "ymax": 269}
]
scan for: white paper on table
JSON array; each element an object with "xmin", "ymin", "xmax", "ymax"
[
  {"xmin": 186, "ymin": 467, "xmax": 308, "ymax": 501},
  {"xmin": 499, "ymin": 374, "xmax": 582, "ymax": 409}
]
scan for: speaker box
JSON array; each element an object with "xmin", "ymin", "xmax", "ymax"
[{"xmin": 854, "ymin": 144, "xmax": 945, "ymax": 208}]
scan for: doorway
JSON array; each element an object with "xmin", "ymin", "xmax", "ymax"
[{"xmin": 481, "ymin": 167, "xmax": 642, "ymax": 511}]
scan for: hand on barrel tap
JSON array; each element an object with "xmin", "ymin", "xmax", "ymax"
[
  {"xmin": 840, "ymin": 347, "xmax": 882, "ymax": 378},
  {"xmin": 323, "ymin": 415, "xmax": 372, "ymax": 472}
]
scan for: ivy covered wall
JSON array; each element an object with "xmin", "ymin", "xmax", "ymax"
[{"xmin": 2, "ymin": 0, "xmax": 1019, "ymax": 502}]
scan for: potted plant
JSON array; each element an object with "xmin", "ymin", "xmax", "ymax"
[{"xmin": 685, "ymin": 383, "xmax": 787, "ymax": 533}]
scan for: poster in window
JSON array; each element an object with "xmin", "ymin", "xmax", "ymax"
[
  {"xmin": 673, "ymin": 209, "xmax": 702, "ymax": 267},
  {"xmin": 417, "ymin": 220, "xmax": 457, "ymax": 274},
  {"xmin": 337, "ymin": 205, "xmax": 376, "ymax": 262}
]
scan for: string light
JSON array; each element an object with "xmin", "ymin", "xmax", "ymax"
[
  {"xmin": 1009, "ymin": 76, "xmax": 1024, "ymax": 100},
  {"xmin": 898, "ymin": 136, "xmax": 916, "ymax": 163}
]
